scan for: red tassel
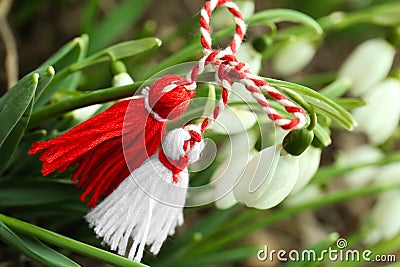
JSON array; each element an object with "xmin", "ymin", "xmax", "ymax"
[{"xmin": 29, "ymin": 74, "xmax": 196, "ymax": 207}]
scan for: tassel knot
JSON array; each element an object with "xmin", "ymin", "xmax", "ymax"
[{"xmin": 85, "ymin": 127, "xmax": 205, "ymax": 262}]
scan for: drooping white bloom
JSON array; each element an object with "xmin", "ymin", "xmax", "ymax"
[
  {"xmin": 338, "ymin": 38, "xmax": 395, "ymax": 97},
  {"xmin": 211, "ymin": 131, "xmax": 258, "ymax": 209},
  {"xmin": 85, "ymin": 128, "xmax": 204, "ymax": 262},
  {"xmin": 365, "ymin": 190, "xmax": 400, "ymax": 244},
  {"xmin": 337, "ymin": 145, "xmax": 383, "ymax": 188},
  {"xmin": 233, "ymin": 146, "xmax": 300, "ymax": 209},
  {"xmin": 352, "ymin": 78, "xmax": 400, "ymax": 145},
  {"xmin": 112, "ymin": 72, "xmax": 134, "ymax": 87},
  {"xmin": 290, "ymin": 146, "xmax": 321, "ymax": 194},
  {"xmin": 272, "ymin": 38, "xmax": 317, "ymax": 76},
  {"xmin": 363, "ymin": 162, "xmax": 400, "ymax": 244}
]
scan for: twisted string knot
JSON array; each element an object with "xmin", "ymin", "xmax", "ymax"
[
  {"xmin": 159, "ymin": 125, "xmax": 204, "ymax": 183},
  {"xmin": 158, "ymin": 0, "xmax": 308, "ymax": 181}
]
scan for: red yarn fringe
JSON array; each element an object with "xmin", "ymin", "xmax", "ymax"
[{"xmin": 29, "ymin": 99, "xmax": 165, "ymax": 207}]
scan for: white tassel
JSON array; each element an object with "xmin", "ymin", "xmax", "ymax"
[{"xmin": 85, "ymin": 127, "xmax": 203, "ymax": 262}]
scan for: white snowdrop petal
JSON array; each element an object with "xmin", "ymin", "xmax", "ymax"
[
  {"xmin": 112, "ymin": 72, "xmax": 134, "ymax": 87},
  {"xmin": 210, "ymin": 106, "xmax": 258, "ymax": 135},
  {"xmin": 219, "ymin": 130, "xmax": 258, "ymax": 159},
  {"xmin": 338, "ymin": 38, "xmax": 395, "ymax": 97},
  {"xmin": 337, "ymin": 145, "xmax": 383, "ymax": 188},
  {"xmin": 233, "ymin": 146, "xmax": 280, "ymax": 204},
  {"xmin": 291, "ymin": 146, "xmax": 321, "ymax": 194},
  {"xmin": 211, "ymin": 153, "xmax": 251, "ymax": 208},
  {"xmin": 272, "ymin": 39, "xmax": 316, "ymax": 76},
  {"xmin": 72, "ymin": 104, "xmax": 102, "ymax": 121},
  {"xmin": 215, "ymin": 190, "xmax": 237, "ymax": 209},
  {"xmin": 373, "ymin": 162, "xmax": 400, "ymax": 185},
  {"xmin": 247, "ymin": 154, "xmax": 299, "ymax": 209},
  {"xmin": 353, "ymin": 78, "xmax": 400, "ymax": 144},
  {"xmin": 369, "ymin": 190, "xmax": 400, "ymax": 241}
]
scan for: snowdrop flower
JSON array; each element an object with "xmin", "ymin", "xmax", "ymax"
[
  {"xmin": 112, "ymin": 72, "xmax": 134, "ymax": 87},
  {"xmin": 211, "ymin": 130, "xmax": 258, "ymax": 209},
  {"xmin": 352, "ymin": 78, "xmax": 400, "ymax": 145},
  {"xmin": 233, "ymin": 145, "xmax": 300, "ymax": 209},
  {"xmin": 364, "ymin": 162, "xmax": 400, "ymax": 244},
  {"xmin": 111, "ymin": 60, "xmax": 135, "ymax": 87},
  {"xmin": 365, "ymin": 190, "xmax": 400, "ymax": 245},
  {"xmin": 338, "ymin": 38, "xmax": 395, "ymax": 97},
  {"xmin": 290, "ymin": 146, "xmax": 321, "ymax": 194},
  {"xmin": 207, "ymin": 103, "xmax": 258, "ymax": 209},
  {"xmin": 272, "ymin": 38, "xmax": 317, "ymax": 76},
  {"xmin": 337, "ymin": 145, "xmax": 384, "ymax": 188}
]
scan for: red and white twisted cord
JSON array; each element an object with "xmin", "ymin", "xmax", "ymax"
[{"xmin": 162, "ymin": 0, "xmax": 308, "ymax": 177}]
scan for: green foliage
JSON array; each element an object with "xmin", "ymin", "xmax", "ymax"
[{"xmin": 1, "ymin": 0, "xmax": 400, "ymax": 266}]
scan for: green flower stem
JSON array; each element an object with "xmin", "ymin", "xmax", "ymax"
[
  {"xmin": 186, "ymin": 182, "xmax": 400, "ymax": 258},
  {"xmin": 0, "ymin": 214, "xmax": 148, "ymax": 267},
  {"xmin": 28, "ymin": 82, "xmax": 142, "ymax": 127},
  {"xmin": 312, "ymin": 151, "xmax": 400, "ymax": 185}
]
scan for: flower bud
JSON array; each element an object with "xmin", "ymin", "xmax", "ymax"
[
  {"xmin": 111, "ymin": 60, "xmax": 134, "ymax": 87},
  {"xmin": 283, "ymin": 129, "xmax": 314, "ymax": 156}
]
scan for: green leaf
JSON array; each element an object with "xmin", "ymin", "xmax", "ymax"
[
  {"xmin": 0, "ymin": 178, "xmax": 79, "ymax": 207},
  {"xmin": 0, "ymin": 221, "xmax": 81, "ymax": 267},
  {"xmin": 335, "ymin": 98, "xmax": 366, "ymax": 111},
  {"xmin": 35, "ymin": 36, "xmax": 89, "ymax": 109},
  {"xmin": 248, "ymin": 9, "xmax": 323, "ymax": 36},
  {"xmin": 5, "ymin": 130, "xmax": 47, "ymax": 176},
  {"xmin": 35, "ymin": 66, "xmax": 56, "ymax": 100},
  {"xmin": 70, "ymin": 38, "xmax": 162, "ymax": 72},
  {"xmin": 313, "ymin": 123, "xmax": 332, "ymax": 147},
  {"xmin": 0, "ymin": 214, "xmax": 149, "ymax": 267},
  {"xmin": 40, "ymin": 35, "xmax": 89, "ymax": 68},
  {"xmin": 180, "ymin": 246, "xmax": 258, "ymax": 267},
  {"xmin": 87, "ymin": 0, "xmax": 149, "ymax": 53},
  {"xmin": 265, "ymin": 78, "xmax": 357, "ymax": 130},
  {"xmin": 0, "ymin": 100, "xmax": 33, "ymax": 174},
  {"xmin": 0, "ymin": 73, "xmax": 38, "ymax": 149}
]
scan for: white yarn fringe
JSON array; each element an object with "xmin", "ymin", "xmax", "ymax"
[{"xmin": 85, "ymin": 128, "xmax": 203, "ymax": 262}]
